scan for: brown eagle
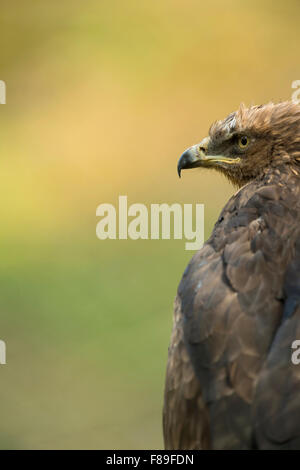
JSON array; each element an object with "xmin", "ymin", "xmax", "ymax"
[{"xmin": 163, "ymin": 101, "xmax": 300, "ymax": 450}]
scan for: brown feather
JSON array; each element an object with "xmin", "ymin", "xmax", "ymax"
[{"xmin": 164, "ymin": 102, "xmax": 300, "ymax": 449}]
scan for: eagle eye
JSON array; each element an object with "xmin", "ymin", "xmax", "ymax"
[{"xmin": 238, "ymin": 135, "xmax": 249, "ymax": 149}]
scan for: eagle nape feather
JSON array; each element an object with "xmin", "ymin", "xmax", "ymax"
[{"xmin": 164, "ymin": 101, "xmax": 300, "ymax": 450}]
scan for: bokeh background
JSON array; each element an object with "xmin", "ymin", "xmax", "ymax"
[{"xmin": 0, "ymin": 0, "xmax": 299, "ymax": 449}]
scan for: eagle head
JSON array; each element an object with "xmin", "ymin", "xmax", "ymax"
[{"xmin": 178, "ymin": 101, "xmax": 300, "ymax": 187}]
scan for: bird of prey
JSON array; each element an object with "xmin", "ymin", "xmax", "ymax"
[{"xmin": 163, "ymin": 101, "xmax": 300, "ymax": 450}]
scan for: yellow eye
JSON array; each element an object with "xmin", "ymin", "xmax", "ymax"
[{"xmin": 238, "ymin": 135, "xmax": 249, "ymax": 149}]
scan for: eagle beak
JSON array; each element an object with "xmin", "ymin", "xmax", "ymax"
[{"xmin": 177, "ymin": 137, "xmax": 210, "ymax": 178}]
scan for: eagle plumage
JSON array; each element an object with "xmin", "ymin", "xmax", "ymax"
[{"xmin": 163, "ymin": 101, "xmax": 300, "ymax": 449}]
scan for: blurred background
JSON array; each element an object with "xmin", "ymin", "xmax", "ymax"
[{"xmin": 0, "ymin": 0, "xmax": 299, "ymax": 449}]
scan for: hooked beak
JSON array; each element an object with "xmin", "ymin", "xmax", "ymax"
[{"xmin": 177, "ymin": 136, "xmax": 240, "ymax": 177}]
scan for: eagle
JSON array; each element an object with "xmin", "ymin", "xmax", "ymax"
[{"xmin": 163, "ymin": 101, "xmax": 300, "ymax": 450}]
